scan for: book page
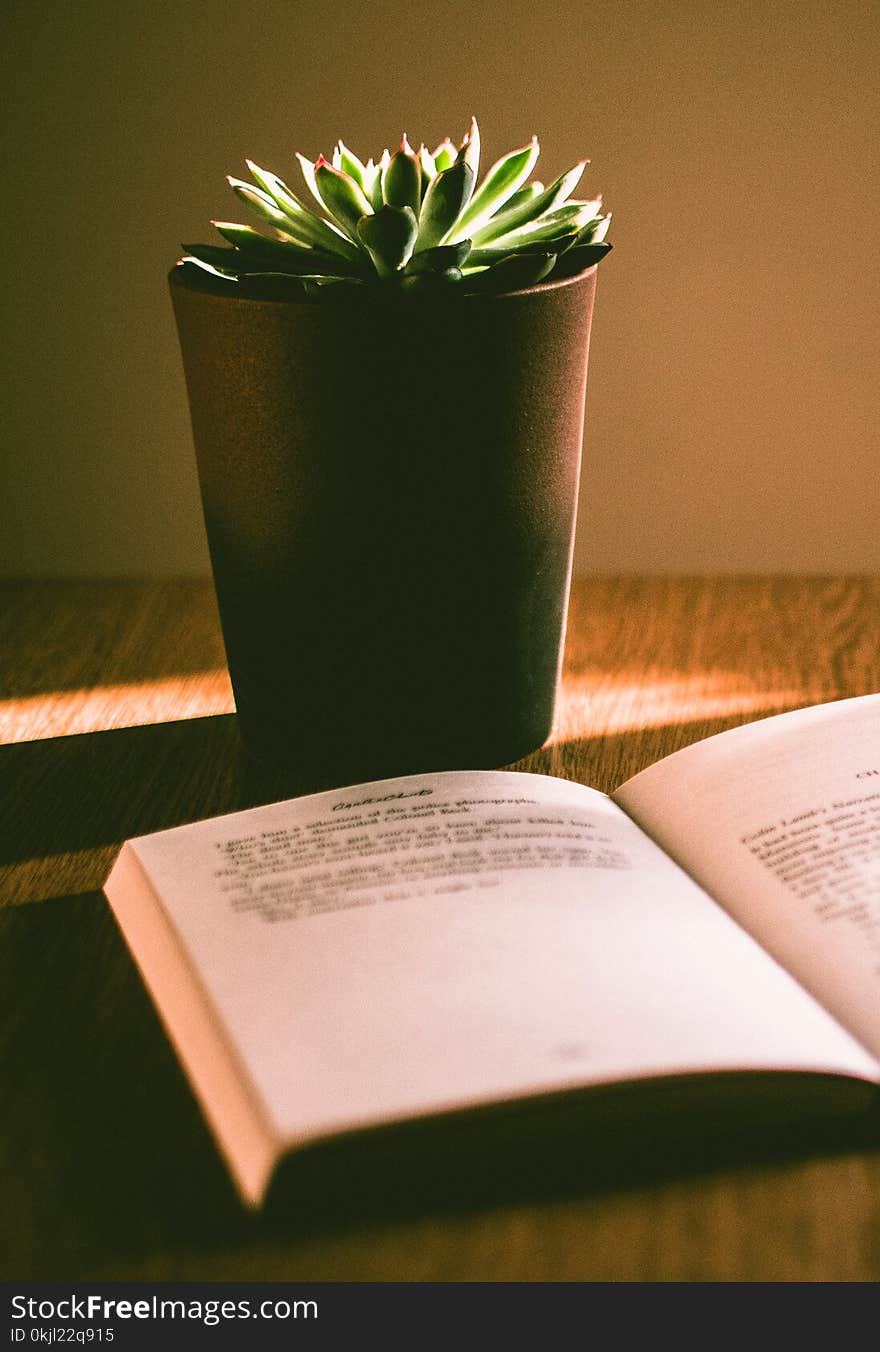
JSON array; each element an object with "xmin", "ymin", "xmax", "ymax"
[
  {"xmin": 615, "ymin": 694, "xmax": 880, "ymax": 1060},
  {"xmin": 118, "ymin": 770, "xmax": 876, "ymax": 1158}
]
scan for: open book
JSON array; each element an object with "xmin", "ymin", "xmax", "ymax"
[{"xmin": 104, "ymin": 693, "xmax": 880, "ymax": 1206}]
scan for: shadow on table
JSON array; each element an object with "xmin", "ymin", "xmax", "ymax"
[
  {"xmin": 2, "ymin": 893, "xmax": 878, "ymax": 1279},
  {"xmin": 0, "ymin": 715, "xmax": 353, "ymax": 903},
  {"xmin": 1, "ymin": 700, "xmax": 809, "ymax": 879}
]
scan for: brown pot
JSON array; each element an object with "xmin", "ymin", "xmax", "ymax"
[{"xmin": 169, "ymin": 264, "xmax": 598, "ymax": 783}]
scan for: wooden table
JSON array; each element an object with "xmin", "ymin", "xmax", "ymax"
[{"xmin": 2, "ymin": 576, "xmax": 879, "ymax": 1280}]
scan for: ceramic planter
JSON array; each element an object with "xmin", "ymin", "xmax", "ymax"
[{"xmin": 170, "ymin": 264, "xmax": 597, "ymax": 783}]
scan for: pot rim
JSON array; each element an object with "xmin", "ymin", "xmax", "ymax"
[{"xmin": 168, "ymin": 258, "xmax": 598, "ymax": 307}]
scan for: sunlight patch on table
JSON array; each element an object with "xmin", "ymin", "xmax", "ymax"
[
  {"xmin": 1, "ymin": 666, "xmax": 838, "ymax": 748},
  {"xmin": 553, "ymin": 669, "xmax": 833, "ymax": 741},
  {"xmin": 0, "ymin": 672, "xmax": 235, "ymax": 744}
]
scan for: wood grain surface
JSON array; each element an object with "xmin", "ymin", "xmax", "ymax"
[{"xmin": 1, "ymin": 576, "xmax": 879, "ymax": 1280}]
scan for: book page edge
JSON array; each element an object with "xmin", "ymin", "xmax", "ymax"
[
  {"xmin": 103, "ymin": 842, "xmax": 282, "ymax": 1208},
  {"xmin": 612, "ymin": 693, "xmax": 880, "ymax": 799}
]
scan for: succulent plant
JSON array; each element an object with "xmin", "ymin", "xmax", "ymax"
[{"xmin": 179, "ymin": 118, "xmax": 611, "ymax": 299}]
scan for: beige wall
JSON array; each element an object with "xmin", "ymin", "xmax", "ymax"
[{"xmin": 3, "ymin": 1, "xmax": 878, "ymax": 576}]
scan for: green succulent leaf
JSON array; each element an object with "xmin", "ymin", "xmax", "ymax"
[
  {"xmin": 295, "ymin": 152, "xmax": 324, "ymax": 208},
  {"xmin": 404, "ymin": 240, "xmax": 472, "ymax": 275},
  {"xmin": 465, "ymin": 251, "xmax": 557, "ymax": 293},
  {"xmin": 357, "ymin": 204, "xmax": 419, "ymax": 277},
  {"xmin": 361, "ymin": 157, "xmax": 378, "ymax": 194},
  {"xmin": 183, "ymin": 122, "xmax": 611, "ymax": 300},
  {"xmin": 211, "ymin": 220, "xmax": 306, "ymax": 258},
  {"xmin": 543, "ymin": 200, "xmax": 601, "ymax": 224},
  {"xmin": 179, "ymin": 249, "xmax": 241, "ymax": 280},
  {"xmin": 418, "ymin": 144, "xmax": 437, "ymax": 184},
  {"xmin": 313, "ymin": 158, "xmax": 373, "ymax": 240},
  {"xmin": 382, "ymin": 138, "xmax": 422, "ymax": 212},
  {"xmin": 229, "ymin": 177, "xmax": 350, "ymax": 259},
  {"xmin": 301, "ymin": 276, "xmax": 365, "ymax": 299},
  {"xmin": 575, "ymin": 212, "xmax": 612, "ymax": 245},
  {"xmin": 449, "ymin": 136, "xmax": 540, "ymax": 241},
  {"xmin": 477, "ymin": 201, "xmax": 599, "ymax": 255},
  {"xmin": 471, "ymin": 164, "xmax": 589, "ymax": 244},
  {"xmin": 544, "ymin": 163, "xmax": 589, "ymax": 207},
  {"xmin": 370, "ymin": 151, "xmax": 390, "ymax": 210},
  {"xmin": 456, "ymin": 116, "xmax": 480, "ymax": 181},
  {"xmin": 400, "ymin": 267, "xmax": 463, "ymax": 293},
  {"xmin": 181, "ymin": 242, "xmax": 353, "ymax": 282},
  {"xmin": 549, "ymin": 241, "xmax": 613, "ymax": 278},
  {"xmin": 466, "ymin": 228, "xmax": 577, "ymax": 268},
  {"xmin": 179, "ymin": 257, "xmax": 314, "ymax": 298},
  {"xmin": 484, "ymin": 181, "xmax": 543, "ymax": 227},
  {"xmin": 227, "ymin": 178, "xmax": 288, "ymax": 226},
  {"xmin": 432, "ymin": 139, "xmax": 457, "ymax": 172},
  {"xmin": 332, "ymin": 140, "xmax": 368, "ymax": 191},
  {"xmin": 418, "ymin": 160, "xmax": 475, "ymax": 250},
  {"xmin": 246, "ymin": 160, "xmax": 336, "ymax": 236},
  {"xmin": 465, "ymin": 229, "xmax": 579, "ymax": 267},
  {"xmin": 237, "ymin": 164, "xmax": 361, "ymax": 261},
  {"xmin": 210, "ymin": 224, "xmax": 365, "ymax": 276}
]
